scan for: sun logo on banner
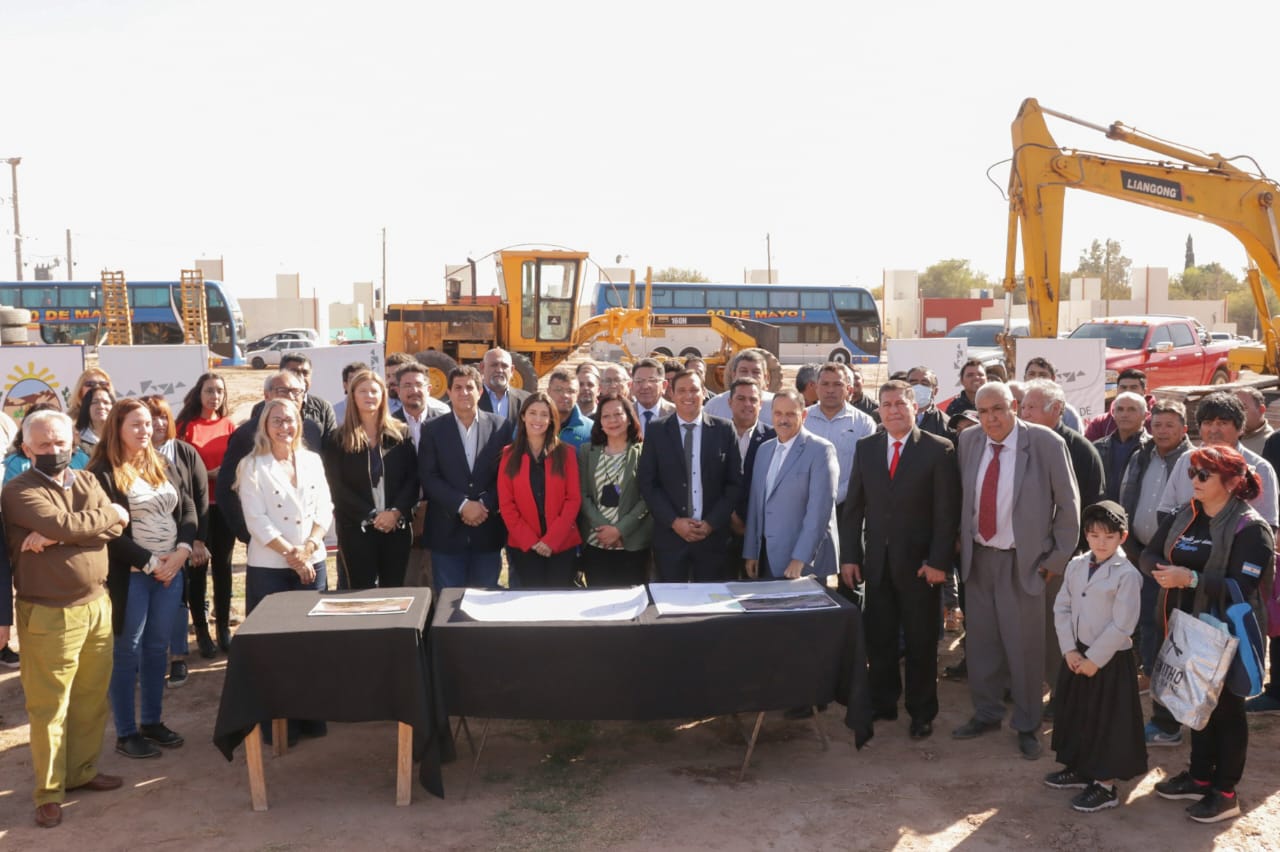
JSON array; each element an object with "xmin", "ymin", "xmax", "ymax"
[{"xmin": 3, "ymin": 362, "xmax": 64, "ymax": 421}]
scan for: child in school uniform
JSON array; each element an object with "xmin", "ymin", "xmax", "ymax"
[{"xmin": 1045, "ymin": 500, "xmax": 1148, "ymax": 812}]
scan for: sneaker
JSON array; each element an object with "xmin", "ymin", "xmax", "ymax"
[
  {"xmin": 0, "ymin": 645, "xmax": 18, "ymax": 668},
  {"xmin": 167, "ymin": 660, "xmax": 188, "ymax": 689},
  {"xmin": 1155, "ymin": 770, "xmax": 1210, "ymax": 801},
  {"xmin": 1145, "ymin": 722, "xmax": 1183, "ymax": 747},
  {"xmin": 1136, "ymin": 673, "xmax": 1150, "ymax": 695},
  {"xmin": 1186, "ymin": 790, "xmax": 1241, "ymax": 823},
  {"xmin": 139, "ymin": 722, "xmax": 184, "ymax": 748},
  {"xmin": 1071, "ymin": 782, "xmax": 1119, "ymax": 813},
  {"xmin": 116, "ymin": 733, "xmax": 161, "ymax": 759},
  {"xmin": 1244, "ymin": 693, "xmax": 1280, "ymax": 714},
  {"xmin": 1044, "ymin": 768, "xmax": 1089, "ymax": 790}
]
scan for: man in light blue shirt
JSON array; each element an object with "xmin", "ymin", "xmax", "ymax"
[{"xmin": 805, "ymin": 363, "xmax": 877, "ymax": 507}]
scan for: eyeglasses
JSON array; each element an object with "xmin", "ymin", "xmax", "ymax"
[
  {"xmin": 268, "ymin": 418, "xmax": 297, "ymax": 428},
  {"xmin": 270, "ymin": 386, "xmax": 303, "ymax": 398},
  {"xmin": 1187, "ymin": 467, "xmax": 1215, "ymax": 482}
]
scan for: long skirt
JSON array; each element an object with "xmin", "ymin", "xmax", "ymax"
[{"xmin": 1051, "ymin": 644, "xmax": 1148, "ymax": 781}]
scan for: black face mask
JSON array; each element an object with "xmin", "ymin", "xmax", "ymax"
[{"xmin": 33, "ymin": 449, "xmax": 72, "ymax": 477}]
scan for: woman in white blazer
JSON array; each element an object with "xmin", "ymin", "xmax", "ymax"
[{"xmin": 236, "ymin": 398, "xmax": 334, "ymax": 614}]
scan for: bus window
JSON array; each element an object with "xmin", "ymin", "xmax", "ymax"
[
  {"xmin": 800, "ymin": 292, "xmax": 829, "ymax": 309},
  {"xmin": 673, "ymin": 289, "xmax": 705, "ymax": 308},
  {"xmin": 778, "ymin": 326, "xmax": 800, "ymax": 343},
  {"xmin": 59, "ymin": 286, "xmax": 98, "ymax": 308},
  {"xmin": 706, "ymin": 289, "xmax": 736, "ymax": 309},
  {"xmin": 650, "ymin": 288, "xmax": 673, "ymax": 308},
  {"xmin": 832, "ymin": 291, "xmax": 862, "ymax": 311},
  {"xmin": 738, "ymin": 290, "xmax": 767, "ymax": 308},
  {"xmin": 802, "ymin": 324, "xmax": 838, "ymax": 344},
  {"xmin": 23, "ymin": 290, "xmax": 55, "ymax": 308},
  {"xmin": 131, "ymin": 286, "xmax": 172, "ymax": 308},
  {"xmin": 601, "ymin": 288, "xmax": 625, "ymax": 308},
  {"xmin": 0, "ymin": 288, "xmax": 19, "ymax": 305},
  {"xmin": 206, "ymin": 288, "xmax": 226, "ymax": 308},
  {"xmin": 769, "ymin": 292, "xmax": 799, "ymax": 309}
]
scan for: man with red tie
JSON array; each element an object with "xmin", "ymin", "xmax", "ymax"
[
  {"xmin": 840, "ymin": 380, "xmax": 960, "ymax": 740},
  {"xmin": 951, "ymin": 382, "xmax": 1079, "ymax": 760}
]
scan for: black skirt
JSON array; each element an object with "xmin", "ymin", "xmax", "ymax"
[{"xmin": 1051, "ymin": 645, "xmax": 1148, "ymax": 782}]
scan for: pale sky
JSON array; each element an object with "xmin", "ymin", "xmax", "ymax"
[{"xmin": 3, "ymin": 1, "xmax": 1277, "ymax": 309}]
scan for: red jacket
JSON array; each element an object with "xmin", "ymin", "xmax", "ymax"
[{"xmin": 498, "ymin": 446, "xmax": 583, "ymax": 554}]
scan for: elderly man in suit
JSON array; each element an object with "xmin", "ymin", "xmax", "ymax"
[
  {"xmin": 477, "ymin": 348, "xmax": 529, "ymax": 426},
  {"xmin": 419, "ymin": 365, "xmax": 514, "ymax": 590},
  {"xmin": 637, "ymin": 368, "xmax": 741, "ymax": 582},
  {"xmin": 841, "ymin": 380, "xmax": 960, "ymax": 740},
  {"xmin": 952, "ymin": 381, "xmax": 1080, "ymax": 760},
  {"xmin": 743, "ymin": 389, "xmax": 839, "ymax": 584}
]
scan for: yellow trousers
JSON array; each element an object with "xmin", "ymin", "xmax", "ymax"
[{"xmin": 16, "ymin": 594, "xmax": 113, "ymax": 806}]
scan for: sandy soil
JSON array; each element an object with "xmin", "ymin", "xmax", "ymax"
[{"xmin": 1, "ymin": 365, "xmax": 1278, "ymax": 849}]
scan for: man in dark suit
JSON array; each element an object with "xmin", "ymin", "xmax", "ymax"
[
  {"xmin": 419, "ymin": 365, "xmax": 513, "ymax": 590},
  {"xmin": 394, "ymin": 362, "xmax": 449, "ymax": 589},
  {"xmin": 842, "ymin": 380, "xmax": 961, "ymax": 740},
  {"xmin": 727, "ymin": 377, "xmax": 775, "ymax": 579},
  {"xmin": 476, "ymin": 348, "xmax": 529, "ymax": 427},
  {"xmin": 638, "ymin": 369, "xmax": 742, "ymax": 582}
]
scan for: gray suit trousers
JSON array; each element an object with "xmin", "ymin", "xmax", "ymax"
[{"xmin": 966, "ymin": 544, "xmax": 1045, "ymax": 733}]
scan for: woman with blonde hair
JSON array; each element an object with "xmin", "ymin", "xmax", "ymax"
[
  {"xmin": 88, "ymin": 398, "xmax": 197, "ymax": 759},
  {"xmin": 67, "ymin": 367, "xmax": 113, "ymax": 421},
  {"xmin": 322, "ymin": 369, "xmax": 418, "ymax": 589}
]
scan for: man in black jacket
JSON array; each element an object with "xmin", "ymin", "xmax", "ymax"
[{"xmin": 906, "ymin": 367, "xmax": 954, "ymax": 441}]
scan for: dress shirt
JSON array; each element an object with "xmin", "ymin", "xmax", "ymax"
[
  {"xmin": 637, "ymin": 403, "xmax": 664, "ymax": 437},
  {"xmin": 485, "ymin": 388, "xmax": 511, "ymax": 420},
  {"xmin": 735, "ymin": 422, "xmax": 760, "ymax": 474},
  {"xmin": 677, "ymin": 415, "xmax": 704, "ymax": 520},
  {"xmin": 402, "ymin": 407, "xmax": 427, "ymax": 450},
  {"xmin": 804, "ymin": 402, "xmax": 877, "ymax": 503},
  {"xmin": 884, "ymin": 430, "xmax": 910, "ymax": 471},
  {"xmin": 765, "ymin": 435, "xmax": 794, "ymax": 497},
  {"xmin": 456, "ymin": 415, "xmax": 479, "ymax": 471},
  {"xmin": 1132, "ymin": 449, "xmax": 1176, "ymax": 545},
  {"xmin": 973, "ymin": 419, "xmax": 1019, "ymax": 549}
]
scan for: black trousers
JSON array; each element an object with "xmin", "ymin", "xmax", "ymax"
[
  {"xmin": 507, "ymin": 547, "xmax": 577, "ymax": 588},
  {"xmin": 654, "ymin": 539, "xmax": 730, "ymax": 583},
  {"xmin": 1190, "ymin": 688, "xmax": 1248, "ymax": 792},
  {"xmin": 336, "ymin": 522, "xmax": 411, "ymax": 589},
  {"xmin": 864, "ymin": 569, "xmax": 941, "ymax": 722},
  {"xmin": 578, "ymin": 545, "xmax": 648, "ymax": 587},
  {"xmin": 190, "ymin": 505, "xmax": 236, "ymax": 630}
]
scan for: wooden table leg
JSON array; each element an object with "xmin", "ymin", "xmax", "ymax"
[
  {"xmin": 244, "ymin": 724, "xmax": 269, "ymax": 811},
  {"xmin": 271, "ymin": 719, "xmax": 288, "ymax": 757},
  {"xmin": 738, "ymin": 711, "xmax": 766, "ymax": 782},
  {"xmin": 396, "ymin": 722, "xmax": 413, "ymax": 806}
]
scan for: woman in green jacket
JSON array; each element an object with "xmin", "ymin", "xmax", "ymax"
[{"xmin": 577, "ymin": 393, "xmax": 652, "ymax": 587}]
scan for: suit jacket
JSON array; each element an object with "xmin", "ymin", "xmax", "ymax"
[
  {"xmin": 419, "ymin": 410, "xmax": 513, "ymax": 553},
  {"xmin": 478, "ymin": 387, "xmax": 530, "ymax": 427},
  {"xmin": 577, "ymin": 441, "xmax": 653, "ymax": 551},
  {"xmin": 236, "ymin": 449, "xmax": 334, "ymax": 569},
  {"xmin": 637, "ymin": 410, "xmax": 741, "ymax": 554},
  {"xmin": 1053, "ymin": 550, "xmax": 1142, "ymax": 667},
  {"xmin": 498, "ymin": 446, "xmax": 583, "ymax": 553},
  {"xmin": 1055, "ymin": 421, "xmax": 1105, "ymax": 507},
  {"xmin": 168, "ymin": 439, "xmax": 209, "ymax": 543},
  {"xmin": 743, "ymin": 429, "xmax": 840, "ymax": 576},
  {"xmin": 320, "ymin": 428, "xmax": 420, "ymax": 527},
  {"xmin": 841, "ymin": 427, "xmax": 960, "ymax": 586},
  {"xmin": 735, "ymin": 422, "xmax": 776, "ymax": 521},
  {"xmin": 958, "ymin": 421, "xmax": 1080, "ymax": 596},
  {"xmin": 635, "ymin": 400, "xmax": 676, "ymax": 437}
]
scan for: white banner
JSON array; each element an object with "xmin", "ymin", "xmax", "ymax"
[
  {"xmin": 0, "ymin": 345, "xmax": 87, "ymax": 421},
  {"xmin": 304, "ymin": 343, "xmax": 385, "ymax": 407},
  {"xmin": 1016, "ymin": 338, "xmax": 1107, "ymax": 420},
  {"xmin": 99, "ymin": 345, "xmax": 210, "ymax": 409},
  {"xmin": 886, "ymin": 337, "xmax": 967, "ymax": 403}
]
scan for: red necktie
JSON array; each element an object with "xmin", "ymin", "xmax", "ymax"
[
  {"xmin": 978, "ymin": 443, "xmax": 1003, "ymax": 541},
  {"xmin": 889, "ymin": 440, "xmax": 902, "ymax": 479}
]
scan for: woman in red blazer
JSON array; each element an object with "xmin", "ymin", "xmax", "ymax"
[{"xmin": 498, "ymin": 392, "xmax": 582, "ymax": 587}]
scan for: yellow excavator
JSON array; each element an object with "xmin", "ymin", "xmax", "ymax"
[{"xmin": 1003, "ymin": 97, "xmax": 1280, "ymax": 374}]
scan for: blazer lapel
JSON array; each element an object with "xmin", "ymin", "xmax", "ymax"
[
  {"xmin": 768, "ymin": 432, "xmax": 806, "ymax": 499},
  {"xmin": 1013, "ymin": 423, "xmax": 1031, "ymax": 503}
]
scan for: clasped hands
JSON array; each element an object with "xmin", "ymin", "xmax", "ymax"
[
  {"xmin": 1064, "ymin": 650, "xmax": 1099, "ymax": 677},
  {"xmin": 460, "ymin": 499, "xmax": 489, "ymax": 527},
  {"xmin": 284, "ymin": 540, "xmax": 319, "ymax": 583},
  {"xmin": 1152, "ymin": 563, "xmax": 1195, "ymax": 589}
]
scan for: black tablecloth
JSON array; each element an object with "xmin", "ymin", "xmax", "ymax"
[
  {"xmin": 430, "ymin": 587, "xmax": 873, "ymax": 748},
  {"xmin": 212, "ymin": 588, "xmax": 444, "ymax": 797}
]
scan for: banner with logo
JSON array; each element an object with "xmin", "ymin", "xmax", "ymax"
[
  {"xmin": 0, "ymin": 345, "xmax": 88, "ymax": 421},
  {"xmin": 886, "ymin": 337, "xmax": 967, "ymax": 404},
  {"xmin": 1016, "ymin": 338, "xmax": 1107, "ymax": 420},
  {"xmin": 99, "ymin": 345, "xmax": 211, "ymax": 410},
  {"xmin": 306, "ymin": 343, "xmax": 385, "ymax": 407}
]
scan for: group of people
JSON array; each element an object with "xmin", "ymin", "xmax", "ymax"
[{"xmin": 0, "ymin": 346, "xmax": 1275, "ymax": 830}]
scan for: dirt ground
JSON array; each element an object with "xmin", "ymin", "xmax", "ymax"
[{"xmin": 1, "ymin": 364, "xmax": 1278, "ymax": 849}]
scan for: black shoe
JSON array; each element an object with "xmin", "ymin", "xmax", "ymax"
[
  {"xmin": 167, "ymin": 660, "xmax": 188, "ymax": 689},
  {"xmin": 139, "ymin": 722, "xmax": 184, "ymax": 748},
  {"xmin": 951, "ymin": 717, "xmax": 1001, "ymax": 739},
  {"xmin": 909, "ymin": 719, "xmax": 932, "ymax": 740},
  {"xmin": 0, "ymin": 644, "xmax": 19, "ymax": 668},
  {"xmin": 872, "ymin": 708, "xmax": 899, "ymax": 722},
  {"xmin": 1044, "ymin": 768, "xmax": 1088, "ymax": 789},
  {"xmin": 116, "ymin": 733, "xmax": 161, "ymax": 759},
  {"xmin": 1186, "ymin": 790, "xmax": 1241, "ymax": 823},
  {"xmin": 1018, "ymin": 731, "xmax": 1043, "ymax": 760},
  {"xmin": 942, "ymin": 658, "xmax": 967, "ymax": 680},
  {"xmin": 1071, "ymin": 782, "xmax": 1119, "ymax": 813},
  {"xmin": 1155, "ymin": 770, "xmax": 1210, "ymax": 801},
  {"xmin": 217, "ymin": 623, "xmax": 232, "ymax": 653},
  {"xmin": 194, "ymin": 625, "xmax": 216, "ymax": 659}
]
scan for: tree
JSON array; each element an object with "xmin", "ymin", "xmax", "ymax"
[
  {"xmin": 1185, "ymin": 235, "xmax": 1195, "ymax": 270},
  {"xmin": 652, "ymin": 267, "xmax": 709, "ymax": 283},
  {"xmin": 1072, "ymin": 238, "xmax": 1132, "ymax": 300},
  {"xmin": 1170, "ymin": 262, "xmax": 1239, "ymax": 300},
  {"xmin": 918, "ymin": 259, "xmax": 991, "ymax": 298}
]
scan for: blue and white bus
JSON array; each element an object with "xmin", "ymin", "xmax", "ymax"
[
  {"xmin": 592, "ymin": 281, "xmax": 881, "ymax": 364},
  {"xmin": 0, "ymin": 280, "xmax": 248, "ymax": 365}
]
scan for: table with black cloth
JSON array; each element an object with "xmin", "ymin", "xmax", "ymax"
[
  {"xmin": 430, "ymin": 585, "xmax": 873, "ymax": 771},
  {"xmin": 213, "ymin": 587, "xmax": 443, "ymax": 809}
]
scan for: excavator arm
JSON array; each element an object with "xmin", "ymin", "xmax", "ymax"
[{"xmin": 1005, "ymin": 97, "xmax": 1280, "ymax": 372}]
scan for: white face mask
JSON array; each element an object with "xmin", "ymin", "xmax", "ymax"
[{"xmin": 911, "ymin": 384, "xmax": 933, "ymax": 409}]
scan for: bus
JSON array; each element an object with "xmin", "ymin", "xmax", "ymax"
[
  {"xmin": 591, "ymin": 281, "xmax": 881, "ymax": 364},
  {"xmin": 0, "ymin": 280, "xmax": 248, "ymax": 365}
]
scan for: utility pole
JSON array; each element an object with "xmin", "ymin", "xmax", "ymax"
[
  {"xmin": 6, "ymin": 157, "xmax": 21, "ymax": 280},
  {"xmin": 765, "ymin": 232, "xmax": 772, "ymax": 284},
  {"xmin": 66, "ymin": 228, "xmax": 73, "ymax": 280},
  {"xmin": 380, "ymin": 227, "xmax": 386, "ymax": 318}
]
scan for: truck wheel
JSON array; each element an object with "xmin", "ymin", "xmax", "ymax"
[
  {"xmin": 510, "ymin": 352, "xmax": 538, "ymax": 392},
  {"xmin": 1211, "ymin": 369, "xmax": 1229, "ymax": 385},
  {"xmin": 416, "ymin": 350, "xmax": 459, "ymax": 399},
  {"xmin": 0, "ymin": 307, "xmax": 32, "ymax": 325},
  {"xmin": 251, "ymin": 357, "xmax": 266, "ymax": 370}
]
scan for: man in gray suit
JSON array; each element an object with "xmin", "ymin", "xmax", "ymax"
[
  {"xmin": 743, "ymin": 390, "xmax": 839, "ymax": 581},
  {"xmin": 952, "ymin": 382, "xmax": 1079, "ymax": 760}
]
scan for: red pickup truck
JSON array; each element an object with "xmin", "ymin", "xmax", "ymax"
[{"xmin": 1067, "ymin": 315, "xmax": 1236, "ymax": 392}]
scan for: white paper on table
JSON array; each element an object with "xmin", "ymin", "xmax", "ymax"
[
  {"xmin": 726, "ymin": 577, "xmax": 825, "ymax": 598},
  {"xmin": 648, "ymin": 582, "xmax": 744, "ymax": 616},
  {"xmin": 459, "ymin": 586, "xmax": 649, "ymax": 622}
]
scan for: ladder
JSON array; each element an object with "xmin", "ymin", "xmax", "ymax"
[
  {"xmin": 179, "ymin": 269, "xmax": 208, "ymax": 345},
  {"xmin": 100, "ymin": 271, "xmax": 132, "ymax": 345}
]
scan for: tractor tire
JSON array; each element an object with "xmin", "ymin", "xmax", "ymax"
[
  {"xmin": 679, "ymin": 347, "xmax": 703, "ymax": 359},
  {"xmin": 704, "ymin": 364, "xmax": 728, "ymax": 394},
  {"xmin": 760, "ymin": 349, "xmax": 784, "ymax": 392},
  {"xmin": 0, "ymin": 325, "xmax": 28, "ymax": 344},
  {"xmin": 416, "ymin": 350, "xmax": 459, "ymax": 400},
  {"xmin": 649, "ymin": 347, "xmax": 674, "ymax": 358},
  {"xmin": 510, "ymin": 352, "xmax": 539, "ymax": 393},
  {"xmin": 0, "ymin": 307, "xmax": 31, "ymax": 326}
]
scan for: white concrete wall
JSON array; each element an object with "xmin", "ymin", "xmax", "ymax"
[
  {"xmin": 882, "ymin": 270, "xmax": 920, "ymax": 340},
  {"xmin": 241, "ymin": 297, "xmax": 318, "ymax": 340}
]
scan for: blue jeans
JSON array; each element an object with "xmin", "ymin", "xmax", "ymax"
[
  {"xmin": 110, "ymin": 570, "xmax": 183, "ymax": 737},
  {"xmin": 432, "ymin": 550, "xmax": 502, "ymax": 593},
  {"xmin": 1137, "ymin": 571, "xmax": 1161, "ymax": 675},
  {"xmin": 168, "ymin": 567, "xmax": 189, "ymax": 655},
  {"xmin": 245, "ymin": 563, "xmax": 328, "ymax": 615}
]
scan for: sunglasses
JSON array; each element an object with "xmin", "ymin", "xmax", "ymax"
[
  {"xmin": 1187, "ymin": 467, "xmax": 1215, "ymax": 482},
  {"xmin": 83, "ymin": 380, "xmax": 109, "ymax": 389}
]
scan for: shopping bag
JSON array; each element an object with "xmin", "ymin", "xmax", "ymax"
[
  {"xmin": 1218, "ymin": 579, "xmax": 1266, "ymax": 698},
  {"xmin": 1151, "ymin": 608, "xmax": 1238, "ymax": 731}
]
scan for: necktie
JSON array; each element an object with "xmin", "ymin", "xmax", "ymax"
[
  {"xmin": 978, "ymin": 443, "xmax": 1003, "ymax": 542},
  {"xmin": 889, "ymin": 440, "xmax": 902, "ymax": 479},
  {"xmin": 765, "ymin": 443, "xmax": 787, "ymax": 496},
  {"xmin": 643, "ymin": 410, "xmax": 654, "ymax": 434},
  {"xmin": 682, "ymin": 423, "xmax": 696, "ymax": 514}
]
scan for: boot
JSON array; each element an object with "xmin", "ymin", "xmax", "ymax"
[
  {"xmin": 216, "ymin": 617, "xmax": 232, "ymax": 653},
  {"xmin": 193, "ymin": 621, "xmax": 216, "ymax": 659}
]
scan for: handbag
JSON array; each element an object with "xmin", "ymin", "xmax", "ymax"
[
  {"xmin": 1266, "ymin": 555, "xmax": 1280, "ymax": 639},
  {"xmin": 1151, "ymin": 608, "xmax": 1237, "ymax": 731},
  {"xmin": 1213, "ymin": 578, "xmax": 1266, "ymax": 698}
]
